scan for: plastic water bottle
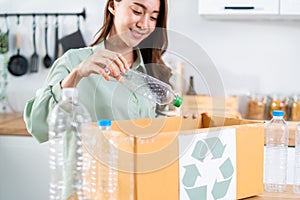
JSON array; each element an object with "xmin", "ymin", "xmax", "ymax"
[
  {"xmin": 264, "ymin": 110, "xmax": 289, "ymax": 192},
  {"xmin": 48, "ymin": 88, "xmax": 92, "ymax": 200},
  {"xmin": 98, "ymin": 119, "xmax": 118, "ymax": 199},
  {"xmin": 294, "ymin": 123, "xmax": 300, "ymax": 194},
  {"xmin": 108, "ymin": 68, "xmax": 183, "ymax": 107}
]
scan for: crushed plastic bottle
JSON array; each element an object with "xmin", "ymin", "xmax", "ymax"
[{"xmin": 104, "ymin": 67, "xmax": 182, "ymax": 107}]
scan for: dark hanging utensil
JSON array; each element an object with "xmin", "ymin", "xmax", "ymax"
[
  {"xmin": 8, "ymin": 32, "xmax": 28, "ymax": 76},
  {"xmin": 30, "ymin": 15, "xmax": 39, "ymax": 73},
  {"xmin": 43, "ymin": 15, "xmax": 53, "ymax": 68},
  {"xmin": 53, "ymin": 15, "xmax": 59, "ymax": 60},
  {"xmin": 8, "ymin": 16, "xmax": 28, "ymax": 76},
  {"xmin": 60, "ymin": 15, "xmax": 86, "ymax": 53}
]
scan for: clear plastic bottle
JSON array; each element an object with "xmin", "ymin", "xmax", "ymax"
[
  {"xmin": 48, "ymin": 88, "xmax": 92, "ymax": 200},
  {"xmin": 117, "ymin": 69, "xmax": 183, "ymax": 107},
  {"xmin": 293, "ymin": 123, "xmax": 300, "ymax": 194},
  {"xmin": 98, "ymin": 119, "xmax": 118, "ymax": 199},
  {"xmin": 264, "ymin": 110, "xmax": 289, "ymax": 192}
]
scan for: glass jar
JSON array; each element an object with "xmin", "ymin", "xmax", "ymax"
[
  {"xmin": 291, "ymin": 95, "xmax": 300, "ymax": 121},
  {"xmin": 246, "ymin": 94, "xmax": 267, "ymax": 120},
  {"xmin": 269, "ymin": 95, "xmax": 289, "ymax": 120}
]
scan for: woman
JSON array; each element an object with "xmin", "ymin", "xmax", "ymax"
[{"xmin": 24, "ymin": 0, "xmax": 172, "ymax": 143}]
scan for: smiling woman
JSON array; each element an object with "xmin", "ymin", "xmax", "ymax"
[
  {"xmin": 108, "ymin": 0, "xmax": 160, "ymax": 46},
  {"xmin": 91, "ymin": 0, "xmax": 170, "ymax": 83},
  {"xmin": 24, "ymin": 0, "xmax": 172, "ymax": 143}
]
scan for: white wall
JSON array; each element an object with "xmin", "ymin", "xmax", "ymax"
[
  {"xmin": 0, "ymin": 136, "xmax": 49, "ymax": 200},
  {"xmin": 0, "ymin": 0, "xmax": 300, "ymax": 113},
  {"xmin": 168, "ymin": 1, "xmax": 300, "ymax": 96}
]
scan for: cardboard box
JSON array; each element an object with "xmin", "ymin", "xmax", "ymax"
[
  {"xmin": 82, "ymin": 114, "xmax": 264, "ymax": 200},
  {"xmin": 182, "ymin": 95, "xmax": 242, "ymax": 119}
]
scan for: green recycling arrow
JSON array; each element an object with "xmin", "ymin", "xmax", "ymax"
[
  {"xmin": 182, "ymin": 164, "xmax": 201, "ymax": 187},
  {"xmin": 185, "ymin": 185, "xmax": 207, "ymax": 200},
  {"xmin": 204, "ymin": 137, "xmax": 226, "ymax": 159},
  {"xmin": 191, "ymin": 140, "xmax": 208, "ymax": 162},
  {"xmin": 191, "ymin": 137, "xmax": 226, "ymax": 162},
  {"xmin": 220, "ymin": 158, "xmax": 234, "ymax": 179},
  {"xmin": 211, "ymin": 177, "xmax": 232, "ymax": 200},
  {"xmin": 211, "ymin": 158, "xmax": 234, "ymax": 199}
]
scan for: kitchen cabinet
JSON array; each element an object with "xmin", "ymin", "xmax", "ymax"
[
  {"xmin": 280, "ymin": 0, "xmax": 300, "ymax": 15},
  {"xmin": 199, "ymin": 0, "xmax": 280, "ymax": 15}
]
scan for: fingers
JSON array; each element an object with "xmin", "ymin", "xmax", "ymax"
[
  {"xmin": 94, "ymin": 49, "xmax": 129, "ymax": 77},
  {"xmin": 80, "ymin": 49, "xmax": 131, "ymax": 82},
  {"xmin": 110, "ymin": 53, "xmax": 129, "ymax": 73},
  {"xmin": 100, "ymin": 68, "xmax": 110, "ymax": 81}
]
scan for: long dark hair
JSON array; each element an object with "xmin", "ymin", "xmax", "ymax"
[{"xmin": 90, "ymin": 0, "xmax": 171, "ymax": 84}]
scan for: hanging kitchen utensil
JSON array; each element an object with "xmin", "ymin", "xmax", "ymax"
[
  {"xmin": 7, "ymin": 32, "xmax": 28, "ymax": 76},
  {"xmin": 0, "ymin": 15, "xmax": 9, "ymax": 54},
  {"xmin": 53, "ymin": 15, "xmax": 59, "ymax": 60},
  {"xmin": 60, "ymin": 15, "xmax": 86, "ymax": 53},
  {"xmin": 43, "ymin": 15, "xmax": 53, "ymax": 68},
  {"xmin": 30, "ymin": 15, "xmax": 39, "ymax": 73}
]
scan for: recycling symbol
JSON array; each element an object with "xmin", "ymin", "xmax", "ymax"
[{"xmin": 181, "ymin": 136, "xmax": 235, "ymax": 200}]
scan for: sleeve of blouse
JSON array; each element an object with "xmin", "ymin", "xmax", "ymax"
[{"xmin": 23, "ymin": 55, "xmax": 72, "ymax": 143}]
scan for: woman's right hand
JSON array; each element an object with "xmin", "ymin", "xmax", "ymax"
[
  {"xmin": 77, "ymin": 49, "xmax": 130, "ymax": 81},
  {"xmin": 61, "ymin": 49, "xmax": 130, "ymax": 88}
]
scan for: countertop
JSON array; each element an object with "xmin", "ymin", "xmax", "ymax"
[
  {"xmin": 249, "ymin": 185, "xmax": 300, "ymax": 199},
  {"xmin": 0, "ymin": 113, "xmax": 297, "ymax": 146},
  {"xmin": 0, "ymin": 113, "xmax": 30, "ymax": 136}
]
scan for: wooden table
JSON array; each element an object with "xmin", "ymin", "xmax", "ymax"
[
  {"xmin": 248, "ymin": 185, "xmax": 300, "ymax": 199},
  {"xmin": 0, "ymin": 113, "xmax": 30, "ymax": 136}
]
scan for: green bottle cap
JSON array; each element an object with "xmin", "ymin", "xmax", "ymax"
[{"xmin": 173, "ymin": 95, "xmax": 183, "ymax": 107}]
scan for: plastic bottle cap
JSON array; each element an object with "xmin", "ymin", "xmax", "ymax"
[
  {"xmin": 173, "ymin": 95, "xmax": 183, "ymax": 107},
  {"xmin": 272, "ymin": 110, "xmax": 284, "ymax": 117},
  {"xmin": 98, "ymin": 119, "xmax": 112, "ymax": 127},
  {"xmin": 62, "ymin": 88, "xmax": 78, "ymax": 100}
]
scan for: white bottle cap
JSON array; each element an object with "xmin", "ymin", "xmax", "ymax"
[{"xmin": 62, "ymin": 88, "xmax": 78, "ymax": 101}]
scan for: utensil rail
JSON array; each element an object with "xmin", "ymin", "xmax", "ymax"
[{"xmin": 0, "ymin": 8, "xmax": 86, "ymax": 20}]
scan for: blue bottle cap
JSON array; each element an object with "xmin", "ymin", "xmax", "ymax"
[
  {"xmin": 97, "ymin": 119, "xmax": 112, "ymax": 127},
  {"xmin": 272, "ymin": 110, "xmax": 284, "ymax": 117}
]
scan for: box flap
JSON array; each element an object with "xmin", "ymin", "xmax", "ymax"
[
  {"xmin": 111, "ymin": 116, "xmax": 202, "ymax": 138},
  {"xmin": 201, "ymin": 113, "xmax": 261, "ymax": 128}
]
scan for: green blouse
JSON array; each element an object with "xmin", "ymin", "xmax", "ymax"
[{"xmin": 24, "ymin": 41, "xmax": 158, "ymax": 143}]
